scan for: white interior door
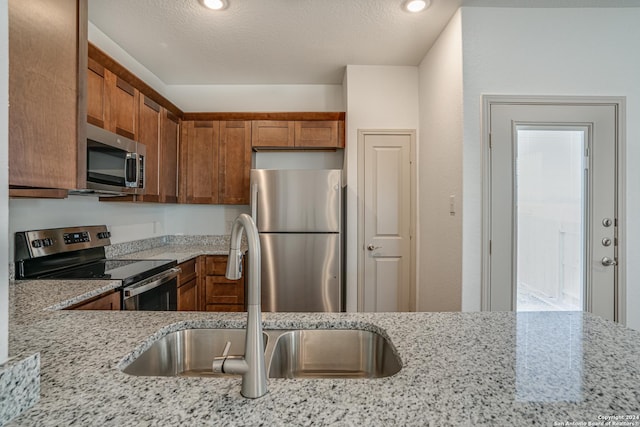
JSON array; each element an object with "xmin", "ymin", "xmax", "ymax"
[
  {"xmin": 489, "ymin": 103, "xmax": 618, "ymax": 321},
  {"xmin": 360, "ymin": 132, "xmax": 413, "ymax": 312}
]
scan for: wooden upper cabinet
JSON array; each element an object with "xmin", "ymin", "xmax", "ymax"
[
  {"xmin": 87, "ymin": 57, "xmax": 106, "ymax": 128},
  {"xmin": 8, "ymin": 0, "xmax": 86, "ymax": 191},
  {"xmin": 180, "ymin": 120, "xmax": 252, "ymax": 205},
  {"xmin": 180, "ymin": 121, "xmax": 220, "ymax": 204},
  {"xmin": 159, "ymin": 111, "xmax": 180, "ymax": 203},
  {"xmin": 295, "ymin": 121, "xmax": 343, "ymax": 148},
  {"xmin": 136, "ymin": 95, "xmax": 161, "ymax": 202},
  {"xmin": 251, "ymin": 121, "xmax": 294, "ymax": 148},
  {"xmin": 106, "ymin": 71, "xmax": 138, "ymax": 140},
  {"xmin": 87, "ymin": 66, "xmax": 138, "ymax": 140},
  {"xmin": 219, "ymin": 121, "xmax": 252, "ymax": 204},
  {"xmin": 251, "ymin": 120, "xmax": 344, "ymax": 150}
]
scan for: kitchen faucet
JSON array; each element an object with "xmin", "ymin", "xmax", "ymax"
[{"xmin": 212, "ymin": 213, "xmax": 268, "ymax": 399}]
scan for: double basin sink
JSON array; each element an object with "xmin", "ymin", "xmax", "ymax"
[{"xmin": 122, "ymin": 328, "xmax": 402, "ymax": 379}]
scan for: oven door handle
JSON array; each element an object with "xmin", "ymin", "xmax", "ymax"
[{"xmin": 123, "ymin": 267, "xmax": 181, "ymax": 299}]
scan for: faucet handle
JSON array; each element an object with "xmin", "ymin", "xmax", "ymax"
[{"xmin": 212, "ymin": 341, "xmax": 232, "ymax": 373}]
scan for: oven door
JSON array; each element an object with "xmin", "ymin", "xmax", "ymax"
[{"xmin": 122, "ymin": 267, "xmax": 180, "ymax": 311}]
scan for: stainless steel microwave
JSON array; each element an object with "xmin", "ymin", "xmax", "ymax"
[{"xmin": 80, "ymin": 123, "xmax": 145, "ymax": 195}]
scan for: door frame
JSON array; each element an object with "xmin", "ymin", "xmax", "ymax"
[
  {"xmin": 481, "ymin": 95, "xmax": 626, "ymax": 325},
  {"xmin": 357, "ymin": 129, "xmax": 417, "ymax": 312}
]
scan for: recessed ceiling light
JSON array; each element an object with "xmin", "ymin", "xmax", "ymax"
[
  {"xmin": 404, "ymin": 0, "xmax": 430, "ymax": 13},
  {"xmin": 201, "ymin": 0, "xmax": 227, "ymax": 10}
]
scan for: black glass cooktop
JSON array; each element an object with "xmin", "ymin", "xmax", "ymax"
[{"xmin": 41, "ymin": 258, "xmax": 177, "ymax": 286}]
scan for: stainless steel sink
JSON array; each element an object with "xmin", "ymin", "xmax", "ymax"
[
  {"xmin": 122, "ymin": 328, "xmax": 268, "ymax": 377},
  {"xmin": 267, "ymin": 329, "xmax": 402, "ymax": 379},
  {"xmin": 122, "ymin": 328, "xmax": 401, "ymax": 379}
]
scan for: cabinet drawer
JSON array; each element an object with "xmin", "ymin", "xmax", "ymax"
[
  {"xmin": 203, "ymin": 255, "xmax": 229, "ymax": 276},
  {"xmin": 204, "ymin": 276, "xmax": 244, "ymax": 305},
  {"xmin": 178, "ymin": 258, "xmax": 197, "ymax": 286}
]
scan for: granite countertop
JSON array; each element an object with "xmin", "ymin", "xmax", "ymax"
[
  {"xmin": 6, "ymin": 241, "xmax": 640, "ymax": 425},
  {"xmin": 117, "ymin": 239, "xmax": 234, "ymax": 264}
]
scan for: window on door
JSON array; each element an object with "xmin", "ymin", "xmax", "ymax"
[{"xmin": 515, "ymin": 128, "xmax": 587, "ymax": 312}]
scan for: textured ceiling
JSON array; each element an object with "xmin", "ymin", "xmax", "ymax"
[
  {"xmin": 88, "ymin": 0, "xmax": 640, "ymax": 85},
  {"xmin": 88, "ymin": 0, "xmax": 462, "ymax": 85}
]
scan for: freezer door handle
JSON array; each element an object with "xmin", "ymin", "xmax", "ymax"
[{"xmin": 251, "ymin": 183, "xmax": 258, "ymax": 221}]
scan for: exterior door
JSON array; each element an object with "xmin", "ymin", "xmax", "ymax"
[
  {"xmin": 488, "ymin": 102, "xmax": 618, "ymax": 321},
  {"xmin": 359, "ymin": 132, "xmax": 414, "ymax": 312}
]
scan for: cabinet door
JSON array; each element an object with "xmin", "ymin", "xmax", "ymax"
[
  {"xmin": 68, "ymin": 291, "xmax": 121, "ymax": 310},
  {"xmin": 137, "ymin": 95, "xmax": 161, "ymax": 202},
  {"xmin": 180, "ymin": 121, "xmax": 220, "ymax": 204},
  {"xmin": 105, "ymin": 69, "xmax": 138, "ymax": 140},
  {"xmin": 178, "ymin": 258, "xmax": 197, "ymax": 285},
  {"xmin": 219, "ymin": 121, "xmax": 252, "ymax": 204},
  {"xmin": 251, "ymin": 121, "xmax": 294, "ymax": 148},
  {"xmin": 204, "ymin": 276, "xmax": 245, "ymax": 309},
  {"xmin": 200, "ymin": 255, "xmax": 245, "ymax": 312},
  {"xmin": 87, "ymin": 57, "xmax": 106, "ymax": 128},
  {"xmin": 294, "ymin": 121, "xmax": 341, "ymax": 148},
  {"xmin": 8, "ymin": 0, "xmax": 81, "ymax": 190},
  {"xmin": 178, "ymin": 278, "xmax": 198, "ymax": 311},
  {"xmin": 160, "ymin": 110, "xmax": 180, "ymax": 203}
]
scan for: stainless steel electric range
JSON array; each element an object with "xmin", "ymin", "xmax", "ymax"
[{"xmin": 14, "ymin": 225, "xmax": 179, "ymax": 311}]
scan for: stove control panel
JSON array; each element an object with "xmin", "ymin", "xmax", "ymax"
[
  {"xmin": 15, "ymin": 225, "xmax": 112, "ymax": 260},
  {"xmin": 63, "ymin": 231, "xmax": 91, "ymax": 245}
]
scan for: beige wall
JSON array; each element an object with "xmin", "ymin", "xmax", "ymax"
[{"xmin": 416, "ymin": 11, "xmax": 464, "ymax": 311}]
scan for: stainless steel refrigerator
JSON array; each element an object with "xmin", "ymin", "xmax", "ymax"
[{"xmin": 250, "ymin": 169, "xmax": 343, "ymax": 312}]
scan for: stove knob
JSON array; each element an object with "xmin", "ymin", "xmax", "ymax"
[
  {"xmin": 31, "ymin": 239, "xmax": 42, "ymax": 248},
  {"xmin": 42, "ymin": 238, "xmax": 53, "ymax": 247}
]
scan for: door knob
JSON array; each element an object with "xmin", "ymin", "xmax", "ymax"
[
  {"xmin": 601, "ymin": 257, "xmax": 617, "ymax": 266},
  {"xmin": 367, "ymin": 244, "xmax": 381, "ymax": 251}
]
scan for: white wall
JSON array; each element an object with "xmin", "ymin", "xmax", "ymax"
[
  {"xmin": 417, "ymin": 10, "xmax": 464, "ymax": 311},
  {"xmin": 163, "ymin": 204, "xmax": 249, "ymax": 236},
  {"xmin": 343, "ymin": 65, "xmax": 420, "ymax": 312},
  {"xmin": 460, "ymin": 7, "xmax": 640, "ymax": 330},
  {"xmin": 90, "ymin": 22, "xmax": 344, "ymax": 114},
  {"xmin": 165, "ymin": 84, "xmax": 344, "ymax": 112},
  {"xmin": 0, "ymin": 0, "xmax": 8, "ymax": 364},
  {"xmin": 89, "ymin": 23, "xmax": 170, "ymax": 100},
  {"xmin": 9, "ymin": 197, "xmax": 167, "ymax": 253}
]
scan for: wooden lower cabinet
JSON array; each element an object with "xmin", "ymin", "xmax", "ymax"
[
  {"xmin": 178, "ymin": 278, "xmax": 198, "ymax": 311},
  {"xmin": 66, "ymin": 290, "xmax": 121, "ymax": 310},
  {"xmin": 177, "ymin": 258, "xmax": 198, "ymax": 311},
  {"xmin": 200, "ymin": 255, "xmax": 245, "ymax": 312}
]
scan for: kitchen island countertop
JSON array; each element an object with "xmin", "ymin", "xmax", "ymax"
[{"xmin": 6, "ymin": 241, "xmax": 640, "ymax": 425}]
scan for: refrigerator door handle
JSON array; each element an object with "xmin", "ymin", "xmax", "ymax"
[{"xmin": 251, "ymin": 183, "xmax": 258, "ymax": 221}]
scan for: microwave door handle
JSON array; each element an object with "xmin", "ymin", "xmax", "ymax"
[{"xmin": 125, "ymin": 153, "xmax": 138, "ymax": 187}]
